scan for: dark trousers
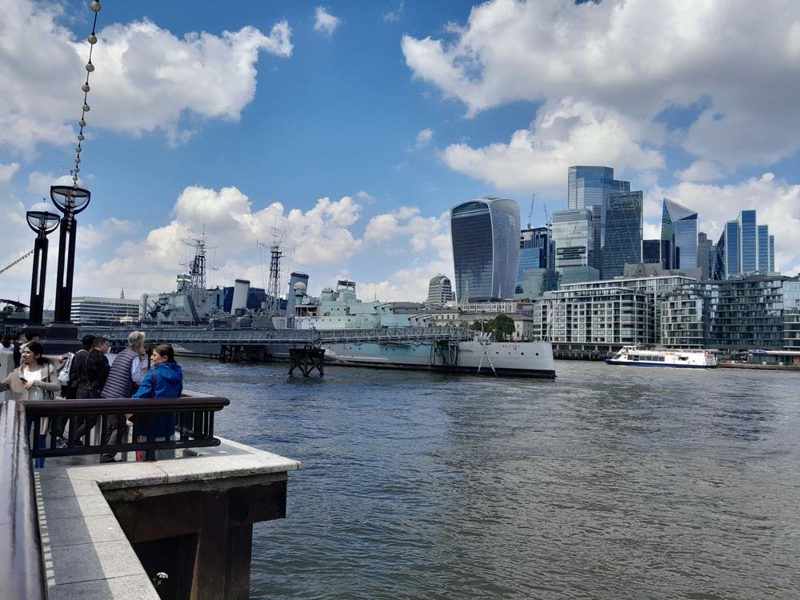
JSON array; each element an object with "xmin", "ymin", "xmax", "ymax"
[{"xmin": 100, "ymin": 414, "xmax": 126, "ymax": 460}]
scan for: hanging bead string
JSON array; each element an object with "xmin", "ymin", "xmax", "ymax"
[{"xmin": 71, "ymin": 0, "xmax": 102, "ymax": 187}]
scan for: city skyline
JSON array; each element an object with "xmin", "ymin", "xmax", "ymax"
[{"xmin": 1, "ymin": 0, "xmax": 799, "ymax": 306}]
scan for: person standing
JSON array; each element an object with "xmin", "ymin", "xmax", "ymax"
[
  {"xmin": 69, "ymin": 336, "xmax": 110, "ymax": 446},
  {"xmin": 98, "ymin": 331, "xmax": 146, "ymax": 462},
  {"xmin": 66, "ymin": 335, "xmax": 95, "ymax": 399},
  {"xmin": 133, "ymin": 344, "xmax": 183, "ymax": 460},
  {"xmin": 0, "ymin": 341, "xmax": 61, "ymax": 467}
]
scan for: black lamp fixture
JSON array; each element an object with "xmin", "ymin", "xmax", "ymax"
[
  {"xmin": 50, "ymin": 185, "xmax": 91, "ymax": 324},
  {"xmin": 25, "ymin": 203, "xmax": 60, "ymax": 325}
]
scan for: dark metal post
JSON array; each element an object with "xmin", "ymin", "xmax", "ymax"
[
  {"xmin": 25, "ymin": 209, "xmax": 59, "ymax": 325},
  {"xmin": 50, "ymin": 185, "xmax": 91, "ymax": 324}
]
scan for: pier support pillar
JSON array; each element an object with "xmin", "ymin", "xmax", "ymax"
[
  {"xmin": 288, "ymin": 346, "xmax": 325, "ymax": 377},
  {"xmin": 105, "ymin": 474, "xmax": 288, "ymax": 599}
]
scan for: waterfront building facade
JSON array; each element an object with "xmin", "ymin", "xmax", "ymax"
[
  {"xmin": 451, "ymin": 198, "xmax": 520, "ymax": 302},
  {"xmin": 426, "ymin": 274, "xmax": 454, "ymax": 306},
  {"xmin": 661, "ymin": 199, "xmax": 698, "ymax": 270},
  {"xmin": 602, "ymin": 191, "xmax": 643, "ymax": 279},
  {"xmin": 71, "ymin": 296, "xmax": 141, "ymax": 325},
  {"xmin": 662, "ymin": 275, "xmax": 800, "ymax": 349}
]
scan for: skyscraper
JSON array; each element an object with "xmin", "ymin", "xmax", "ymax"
[
  {"xmin": 450, "ymin": 197, "xmax": 520, "ymax": 302},
  {"xmin": 714, "ymin": 209, "xmax": 774, "ymax": 279},
  {"xmin": 551, "ymin": 208, "xmax": 599, "ymax": 285},
  {"xmin": 602, "ymin": 191, "xmax": 643, "ymax": 279},
  {"xmin": 517, "ymin": 226, "xmax": 557, "ymax": 298},
  {"xmin": 661, "ymin": 199, "xmax": 698, "ymax": 269},
  {"xmin": 567, "ymin": 166, "xmax": 630, "ymax": 274}
]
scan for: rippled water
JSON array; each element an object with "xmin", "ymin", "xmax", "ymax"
[{"xmin": 181, "ymin": 358, "xmax": 800, "ymax": 599}]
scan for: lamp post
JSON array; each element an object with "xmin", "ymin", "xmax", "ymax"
[
  {"xmin": 25, "ymin": 204, "xmax": 60, "ymax": 326},
  {"xmin": 50, "ymin": 185, "xmax": 91, "ymax": 324}
]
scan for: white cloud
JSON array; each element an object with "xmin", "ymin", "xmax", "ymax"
[
  {"xmin": 415, "ymin": 128, "xmax": 434, "ymax": 148},
  {"xmin": 314, "ymin": 6, "xmax": 341, "ymax": 37},
  {"xmin": 0, "ymin": 0, "xmax": 292, "ymax": 154},
  {"xmin": 383, "ymin": 2, "xmax": 405, "ymax": 23},
  {"xmin": 402, "ymin": 0, "xmax": 800, "ymax": 169},
  {"xmin": 676, "ymin": 160, "xmax": 723, "ymax": 183},
  {"xmin": 442, "ymin": 98, "xmax": 664, "ymax": 193}
]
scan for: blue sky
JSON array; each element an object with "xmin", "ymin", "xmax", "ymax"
[{"xmin": 1, "ymin": 0, "xmax": 799, "ymax": 307}]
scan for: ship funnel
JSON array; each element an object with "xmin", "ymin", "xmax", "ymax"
[{"xmin": 231, "ymin": 279, "xmax": 250, "ymax": 314}]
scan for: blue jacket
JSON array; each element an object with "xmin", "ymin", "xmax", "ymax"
[{"xmin": 132, "ymin": 362, "xmax": 183, "ymax": 438}]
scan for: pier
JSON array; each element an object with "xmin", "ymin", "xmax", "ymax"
[{"xmin": 0, "ymin": 382, "xmax": 300, "ymax": 599}]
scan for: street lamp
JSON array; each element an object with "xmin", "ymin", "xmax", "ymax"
[
  {"xmin": 50, "ymin": 185, "xmax": 91, "ymax": 324},
  {"xmin": 25, "ymin": 203, "xmax": 60, "ymax": 325}
]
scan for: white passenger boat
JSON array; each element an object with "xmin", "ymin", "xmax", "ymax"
[{"xmin": 605, "ymin": 346, "xmax": 717, "ymax": 368}]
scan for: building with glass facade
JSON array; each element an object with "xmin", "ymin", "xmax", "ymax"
[
  {"xmin": 516, "ymin": 226, "xmax": 558, "ymax": 299},
  {"xmin": 661, "ymin": 199, "xmax": 698, "ymax": 270},
  {"xmin": 663, "ymin": 276, "xmax": 800, "ymax": 349},
  {"xmin": 426, "ymin": 274, "xmax": 453, "ymax": 306},
  {"xmin": 713, "ymin": 209, "xmax": 775, "ymax": 279},
  {"xmin": 551, "ymin": 208, "xmax": 599, "ymax": 286},
  {"xmin": 450, "ymin": 197, "xmax": 520, "ymax": 302},
  {"xmin": 602, "ymin": 191, "xmax": 642, "ymax": 279},
  {"xmin": 567, "ymin": 166, "xmax": 630, "ymax": 273},
  {"xmin": 697, "ymin": 232, "xmax": 714, "ymax": 280}
]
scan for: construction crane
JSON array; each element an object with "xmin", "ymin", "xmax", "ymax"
[
  {"xmin": 0, "ymin": 250, "xmax": 34, "ymax": 275},
  {"xmin": 527, "ymin": 193, "xmax": 535, "ymax": 229}
]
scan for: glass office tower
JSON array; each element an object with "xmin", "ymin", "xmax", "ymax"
[
  {"xmin": 567, "ymin": 166, "xmax": 630, "ymax": 273},
  {"xmin": 517, "ymin": 226, "xmax": 557, "ymax": 298},
  {"xmin": 661, "ymin": 199, "xmax": 698, "ymax": 269},
  {"xmin": 451, "ymin": 197, "xmax": 520, "ymax": 302},
  {"xmin": 723, "ymin": 221, "xmax": 741, "ymax": 278},
  {"xmin": 740, "ymin": 210, "xmax": 757, "ymax": 273},
  {"xmin": 602, "ymin": 191, "xmax": 643, "ymax": 278},
  {"xmin": 551, "ymin": 208, "xmax": 599, "ymax": 285}
]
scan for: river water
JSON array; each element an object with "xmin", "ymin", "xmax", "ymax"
[{"xmin": 181, "ymin": 358, "xmax": 800, "ymax": 599}]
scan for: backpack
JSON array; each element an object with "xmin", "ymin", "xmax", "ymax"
[{"xmin": 57, "ymin": 352, "xmax": 74, "ymax": 386}]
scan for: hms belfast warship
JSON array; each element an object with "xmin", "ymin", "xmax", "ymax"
[{"xmin": 122, "ymin": 238, "xmax": 555, "ymax": 378}]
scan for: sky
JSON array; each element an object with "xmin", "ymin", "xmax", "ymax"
[{"xmin": 1, "ymin": 0, "xmax": 799, "ymax": 308}]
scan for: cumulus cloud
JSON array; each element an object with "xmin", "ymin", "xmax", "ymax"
[
  {"xmin": 314, "ymin": 6, "xmax": 341, "ymax": 36},
  {"xmin": 442, "ymin": 98, "xmax": 664, "ymax": 193},
  {"xmin": 0, "ymin": 0, "xmax": 292, "ymax": 154},
  {"xmin": 402, "ymin": 0, "xmax": 800, "ymax": 170}
]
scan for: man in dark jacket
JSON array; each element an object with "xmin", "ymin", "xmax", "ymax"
[
  {"xmin": 69, "ymin": 336, "xmax": 110, "ymax": 446},
  {"xmin": 66, "ymin": 334, "xmax": 95, "ymax": 399}
]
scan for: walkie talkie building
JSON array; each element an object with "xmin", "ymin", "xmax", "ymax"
[{"xmin": 450, "ymin": 197, "xmax": 520, "ymax": 302}]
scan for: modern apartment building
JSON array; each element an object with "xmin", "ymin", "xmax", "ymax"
[{"xmin": 451, "ymin": 197, "xmax": 520, "ymax": 302}]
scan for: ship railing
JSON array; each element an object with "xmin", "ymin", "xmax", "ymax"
[
  {"xmin": 23, "ymin": 392, "xmax": 229, "ymax": 462},
  {"xmin": 84, "ymin": 325, "xmax": 477, "ymax": 346}
]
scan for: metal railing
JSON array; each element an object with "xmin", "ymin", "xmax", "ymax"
[
  {"xmin": 23, "ymin": 394, "xmax": 229, "ymax": 462},
  {"xmin": 0, "ymin": 400, "xmax": 47, "ymax": 600},
  {"xmin": 83, "ymin": 325, "xmax": 476, "ymax": 346}
]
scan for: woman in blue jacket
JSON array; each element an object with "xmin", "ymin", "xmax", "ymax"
[{"xmin": 133, "ymin": 344, "xmax": 183, "ymax": 459}]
